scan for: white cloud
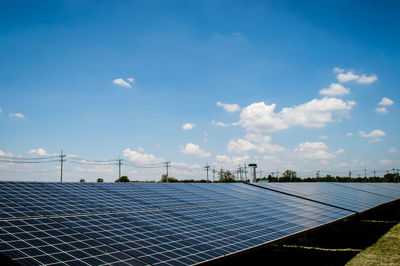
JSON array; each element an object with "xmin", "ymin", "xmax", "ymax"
[
  {"xmin": 123, "ymin": 148, "xmax": 163, "ymax": 164},
  {"xmin": 10, "ymin": 113, "xmax": 25, "ymax": 119},
  {"xmin": 227, "ymin": 134, "xmax": 284, "ymax": 154},
  {"xmin": 346, "ymin": 132, "xmax": 353, "ymax": 136},
  {"xmin": 137, "ymin": 147, "xmax": 145, "ymax": 152},
  {"xmin": 237, "ymin": 97, "xmax": 356, "ymax": 133},
  {"xmin": 112, "ymin": 78, "xmax": 132, "ymax": 88},
  {"xmin": 359, "ymin": 129, "xmax": 386, "ymax": 143},
  {"xmin": 217, "ymin": 102, "xmax": 241, "ymax": 113},
  {"xmin": 182, "ymin": 123, "xmax": 196, "ymax": 130},
  {"xmin": 294, "ymin": 142, "xmax": 335, "ymax": 160},
  {"xmin": 211, "ymin": 120, "xmax": 230, "ymax": 127},
  {"xmin": 181, "ymin": 143, "xmax": 211, "ymax": 158},
  {"xmin": 335, "ymin": 68, "xmax": 378, "ymax": 84},
  {"xmin": 379, "ymin": 159, "xmax": 393, "ymax": 166},
  {"xmin": 359, "ymin": 129, "xmax": 386, "ymax": 138},
  {"xmin": 375, "ymin": 107, "xmax": 388, "ymax": 114},
  {"xmin": 319, "ymin": 83, "xmax": 350, "ymax": 96},
  {"xmin": 203, "ymin": 131, "xmax": 208, "ymax": 143},
  {"xmin": 335, "ymin": 148, "xmax": 345, "ymax": 154},
  {"xmin": 333, "ymin": 67, "xmax": 344, "ymax": 73},
  {"xmin": 378, "ymin": 97, "xmax": 394, "ymax": 106},
  {"xmin": 215, "ymin": 154, "xmax": 250, "ymax": 169},
  {"xmin": 27, "ymin": 148, "xmax": 50, "ymax": 156},
  {"xmin": 127, "ymin": 78, "xmax": 135, "ymax": 84},
  {"xmin": 232, "ymin": 32, "xmax": 245, "ymax": 38},
  {"xmin": 336, "ymin": 162, "xmax": 348, "ymax": 168},
  {"xmin": 319, "ymin": 135, "xmax": 328, "ymax": 140},
  {"xmin": 389, "ymin": 147, "xmax": 398, "ymax": 153},
  {"xmin": 0, "ymin": 150, "xmax": 14, "ymax": 157}
]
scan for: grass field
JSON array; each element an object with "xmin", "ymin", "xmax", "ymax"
[{"xmin": 346, "ymin": 222, "xmax": 400, "ymax": 265}]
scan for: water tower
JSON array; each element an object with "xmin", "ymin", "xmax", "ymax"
[{"xmin": 248, "ymin": 163, "xmax": 257, "ymax": 182}]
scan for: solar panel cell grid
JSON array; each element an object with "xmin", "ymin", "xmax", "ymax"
[
  {"xmin": 0, "ymin": 182, "xmax": 398, "ymax": 265},
  {"xmin": 0, "ymin": 217, "xmax": 146, "ymax": 266},
  {"xmin": 255, "ymin": 182, "xmax": 393, "ymax": 212}
]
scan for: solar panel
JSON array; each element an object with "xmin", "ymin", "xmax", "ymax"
[
  {"xmin": 254, "ymin": 182, "xmax": 394, "ymax": 212},
  {"xmin": 0, "ymin": 182, "xmax": 106, "ymax": 216},
  {"xmin": 0, "ymin": 181, "xmax": 398, "ymax": 265},
  {"xmin": 0, "ymin": 217, "xmax": 146, "ymax": 265},
  {"xmin": 331, "ymin": 182, "xmax": 400, "ymax": 199}
]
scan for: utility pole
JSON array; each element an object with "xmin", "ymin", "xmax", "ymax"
[
  {"xmin": 204, "ymin": 163, "xmax": 210, "ymax": 183},
  {"xmin": 59, "ymin": 150, "xmax": 66, "ymax": 183},
  {"xmin": 276, "ymin": 171, "xmax": 279, "ymax": 179},
  {"xmin": 219, "ymin": 167, "xmax": 224, "ymax": 181},
  {"xmin": 349, "ymin": 170, "xmax": 352, "ymax": 178},
  {"xmin": 364, "ymin": 168, "xmax": 367, "ymax": 178},
  {"xmin": 244, "ymin": 165, "xmax": 247, "ymax": 181},
  {"xmin": 164, "ymin": 157, "xmax": 170, "ymax": 182},
  {"xmin": 316, "ymin": 170, "xmax": 320, "ymax": 178},
  {"xmin": 118, "ymin": 157, "xmax": 123, "ymax": 179},
  {"xmin": 212, "ymin": 167, "xmax": 216, "ymax": 182},
  {"xmin": 373, "ymin": 170, "xmax": 376, "ymax": 178}
]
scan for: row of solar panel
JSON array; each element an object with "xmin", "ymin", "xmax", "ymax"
[
  {"xmin": 1, "ymin": 182, "xmax": 399, "ymax": 220},
  {"xmin": 0, "ymin": 182, "xmax": 399, "ymax": 265}
]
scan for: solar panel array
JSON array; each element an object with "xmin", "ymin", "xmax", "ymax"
[
  {"xmin": 253, "ymin": 182, "xmax": 400, "ymax": 212},
  {"xmin": 0, "ymin": 182, "xmax": 399, "ymax": 265}
]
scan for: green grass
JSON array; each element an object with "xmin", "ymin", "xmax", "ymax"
[{"xmin": 346, "ymin": 222, "xmax": 400, "ymax": 265}]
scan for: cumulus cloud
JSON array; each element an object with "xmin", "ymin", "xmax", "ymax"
[
  {"xmin": 294, "ymin": 142, "xmax": 335, "ymax": 160},
  {"xmin": 359, "ymin": 129, "xmax": 386, "ymax": 142},
  {"xmin": 376, "ymin": 97, "xmax": 394, "ymax": 114},
  {"xmin": 211, "ymin": 120, "xmax": 230, "ymax": 127},
  {"xmin": 0, "ymin": 150, "xmax": 14, "ymax": 157},
  {"xmin": 336, "ymin": 162, "xmax": 348, "ymax": 168},
  {"xmin": 215, "ymin": 154, "xmax": 250, "ymax": 169},
  {"xmin": 334, "ymin": 68, "xmax": 378, "ymax": 84},
  {"xmin": 217, "ymin": 102, "xmax": 241, "ymax": 112},
  {"xmin": 319, "ymin": 83, "xmax": 350, "ymax": 96},
  {"xmin": 375, "ymin": 107, "xmax": 388, "ymax": 114},
  {"xmin": 378, "ymin": 97, "xmax": 394, "ymax": 106},
  {"xmin": 112, "ymin": 78, "xmax": 134, "ymax": 88},
  {"xmin": 181, "ymin": 143, "xmax": 211, "ymax": 158},
  {"xmin": 346, "ymin": 132, "xmax": 353, "ymax": 136},
  {"xmin": 182, "ymin": 123, "xmax": 196, "ymax": 130},
  {"xmin": 123, "ymin": 148, "xmax": 163, "ymax": 164},
  {"xmin": 10, "ymin": 113, "xmax": 25, "ymax": 119},
  {"xmin": 237, "ymin": 97, "xmax": 356, "ymax": 133},
  {"xmin": 389, "ymin": 147, "xmax": 398, "ymax": 153},
  {"xmin": 227, "ymin": 134, "xmax": 284, "ymax": 154},
  {"xmin": 27, "ymin": 148, "xmax": 50, "ymax": 156},
  {"xmin": 335, "ymin": 148, "xmax": 345, "ymax": 154},
  {"xmin": 379, "ymin": 159, "xmax": 393, "ymax": 166}
]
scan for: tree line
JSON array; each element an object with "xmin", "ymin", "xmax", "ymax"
[{"xmin": 81, "ymin": 169, "xmax": 399, "ymax": 183}]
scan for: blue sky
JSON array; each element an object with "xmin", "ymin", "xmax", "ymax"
[{"xmin": 0, "ymin": 0, "xmax": 399, "ymax": 182}]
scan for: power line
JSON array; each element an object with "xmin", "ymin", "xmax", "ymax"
[
  {"xmin": 0, "ymin": 159, "xmax": 59, "ymax": 164},
  {"xmin": 0, "ymin": 155, "xmax": 59, "ymax": 160}
]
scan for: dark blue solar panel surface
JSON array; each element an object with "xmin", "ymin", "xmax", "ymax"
[
  {"xmin": 254, "ymin": 182, "xmax": 397, "ymax": 212},
  {"xmin": 331, "ymin": 183, "xmax": 400, "ymax": 200},
  {"xmin": 0, "ymin": 182, "xmax": 398, "ymax": 265}
]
